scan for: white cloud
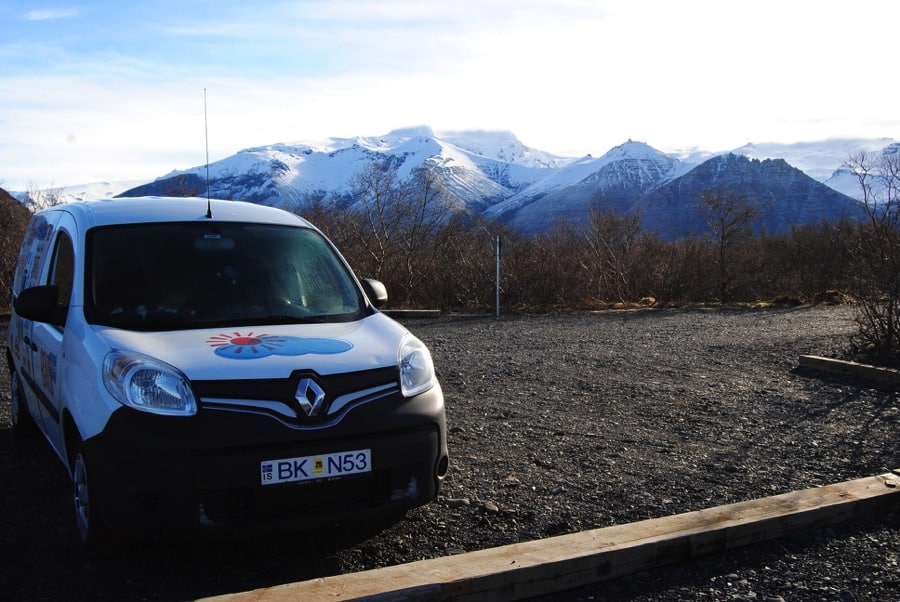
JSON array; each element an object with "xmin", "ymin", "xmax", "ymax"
[
  {"xmin": 2, "ymin": 0, "xmax": 900, "ymax": 190},
  {"xmin": 23, "ymin": 8, "xmax": 80, "ymax": 21}
]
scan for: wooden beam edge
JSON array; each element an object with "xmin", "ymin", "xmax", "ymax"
[
  {"xmin": 200, "ymin": 470, "xmax": 900, "ymax": 602},
  {"xmin": 798, "ymin": 354, "xmax": 900, "ymax": 388}
]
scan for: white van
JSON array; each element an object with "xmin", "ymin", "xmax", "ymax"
[{"xmin": 6, "ymin": 196, "xmax": 448, "ymax": 551}]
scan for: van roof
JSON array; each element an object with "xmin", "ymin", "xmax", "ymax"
[{"xmin": 42, "ymin": 197, "xmax": 313, "ymax": 229}]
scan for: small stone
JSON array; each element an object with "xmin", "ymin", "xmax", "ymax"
[
  {"xmin": 445, "ymin": 498, "xmax": 471, "ymax": 508},
  {"xmin": 502, "ymin": 475, "xmax": 521, "ymax": 488}
]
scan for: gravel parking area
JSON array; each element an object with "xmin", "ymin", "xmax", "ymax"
[{"xmin": 1, "ymin": 306, "xmax": 898, "ymax": 601}]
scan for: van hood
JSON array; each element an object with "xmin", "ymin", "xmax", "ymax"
[{"xmin": 93, "ymin": 313, "xmax": 407, "ymax": 381}]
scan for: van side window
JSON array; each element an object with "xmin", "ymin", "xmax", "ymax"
[{"xmin": 49, "ymin": 231, "xmax": 75, "ymax": 320}]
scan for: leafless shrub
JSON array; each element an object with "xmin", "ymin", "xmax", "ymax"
[
  {"xmin": 845, "ymin": 149, "xmax": 900, "ymax": 365},
  {"xmin": 697, "ymin": 190, "xmax": 760, "ymax": 302},
  {"xmin": 289, "ymin": 164, "xmax": 867, "ymax": 315}
]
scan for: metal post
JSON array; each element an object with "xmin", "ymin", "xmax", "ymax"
[{"xmin": 495, "ymin": 235, "xmax": 501, "ymax": 317}]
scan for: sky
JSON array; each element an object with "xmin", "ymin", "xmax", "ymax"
[{"xmin": 2, "ymin": 0, "xmax": 899, "ymax": 191}]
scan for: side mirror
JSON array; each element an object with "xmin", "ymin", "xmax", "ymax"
[
  {"xmin": 13, "ymin": 285, "xmax": 66, "ymax": 326},
  {"xmin": 361, "ymin": 279, "xmax": 388, "ymax": 308}
]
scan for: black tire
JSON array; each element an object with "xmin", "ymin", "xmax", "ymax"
[
  {"xmin": 9, "ymin": 369, "xmax": 38, "ymax": 437},
  {"xmin": 71, "ymin": 446, "xmax": 119, "ymax": 556}
]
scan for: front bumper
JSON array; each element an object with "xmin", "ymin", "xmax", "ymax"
[{"xmin": 82, "ymin": 385, "xmax": 448, "ymax": 539}]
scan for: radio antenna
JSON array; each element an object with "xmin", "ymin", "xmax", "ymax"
[{"xmin": 204, "ymin": 88, "xmax": 213, "ymax": 218}]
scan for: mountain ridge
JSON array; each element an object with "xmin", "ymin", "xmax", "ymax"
[{"xmin": 25, "ymin": 128, "xmax": 895, "ymax": 239}]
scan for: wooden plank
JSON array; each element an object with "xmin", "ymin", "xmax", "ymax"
[
  {"xmin": 799, "ymin": 354, "xmax": 900, "ymax": 389},
  {"xmin": 201, "ymin": 470, "xmax": 900, "ymax": 602}
]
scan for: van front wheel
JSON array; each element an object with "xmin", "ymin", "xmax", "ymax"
[{"xmin": 72, "ymin": 447, "xmax": 117, "ymax": 555}]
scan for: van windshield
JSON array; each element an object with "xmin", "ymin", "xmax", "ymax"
[{"xmin": 85, "ymin": 222, "xmax": 368, "ymax": 331}]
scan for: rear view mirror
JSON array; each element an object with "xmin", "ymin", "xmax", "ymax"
[
  {"xmin": 14, "ymin": 285, "xmax": 65, "ymax": 326},
  {"xmin": 362, "ymin": 279, "xmax": 388, "ymax": 308}
]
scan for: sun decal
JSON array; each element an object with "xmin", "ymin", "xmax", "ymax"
[{"xmin": 207, "ymin": 332, "xmax": 352, "ymax": 359}]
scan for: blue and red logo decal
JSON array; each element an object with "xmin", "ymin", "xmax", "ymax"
[{"xmin": 207, "ymin": 332, "xmax": 352, "ymax": 359}]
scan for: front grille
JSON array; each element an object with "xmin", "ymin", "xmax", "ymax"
[{"xmin": 192, "ymin": 367, "xmax": 400, "ymax": 425}]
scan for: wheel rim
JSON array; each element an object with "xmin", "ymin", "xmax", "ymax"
[{"xmin": 73, "ymin": 453, "xmax": 91, "ymax": 542}]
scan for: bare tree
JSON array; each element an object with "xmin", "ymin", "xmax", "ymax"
[
  {"xmin": 780, "ymin": 220, "xmax": 857, "ymax": 303},
  {"xmin": 395, "ymin": 167, "xmax": 454, "ymax": 305},
  {"xmin": 24, "ymin": 183, "xmax": 62, "ymax": 210},
  {"xmin": 582, "ymin": 203, "xmax": 644, "ymax": 303},
  {"xmin": 697, "ymin": 190, "xmax": 759, "ymax": 301},
  {"xmin": 296, "ymin": 191, "xmax": 357, "ymax": 252},
  {"xmin": 846, "ymin": 148, "xmax": 900, "ymax": 364},
  {"xmin": 345, "ymin": 161, "xmax": 406, "ymax": 281},
  {"xmin": 650, "ymin": 236, "xmax": 715, "ymax": 304},
  {"xmin": 434, "ymin": 215, "xmax": 506, "ymax": 310},
  {"xmin": 342, "ymin": 161, "xmax": 458, "ymax": 307},
  {"xmin": 515, "ymin": 220, "xmax": 586, "ymax": 309}
]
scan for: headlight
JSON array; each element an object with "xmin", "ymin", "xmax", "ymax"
[
  {"xmin": 103, "ymin": 351, "xmax": 197, "ymax": 416},
  {"xmin": 398, "ymin": 334, "xmax": 436, "ymax": 397}
]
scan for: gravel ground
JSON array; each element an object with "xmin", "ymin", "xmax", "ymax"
[{"xmin": 1, "ymin": 305, "xmax": 899, "ymax": 601}]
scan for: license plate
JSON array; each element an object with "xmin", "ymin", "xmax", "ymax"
[{"xmin": 260, "ymin": 449, "xmax": 372, "ymax": 485}]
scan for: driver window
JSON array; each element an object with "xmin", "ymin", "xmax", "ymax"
[{"xmin": 49, "ymin": 231, "xmax": 75, "ymax": 323}]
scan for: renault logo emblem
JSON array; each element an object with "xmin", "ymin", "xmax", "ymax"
[{"xmin": 295, "ymin": 377, "xmax": 326, "ymax": 417}]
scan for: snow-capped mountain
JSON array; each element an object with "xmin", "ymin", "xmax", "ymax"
[
  {"xmin": 484, "ymin": 140, "xmax": 682, "ymax": 231},
  {"xmin": 105, "ymin": 128, "xmax": 896, "ymax": 239},
  {"xmin": 120, "ymin": 126, "xmax": 565, "ymax": 212}
]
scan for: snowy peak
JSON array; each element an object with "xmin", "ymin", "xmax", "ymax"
[
  {"xmin": 604, "ymin": 139, "xmax": 668, "ymax": 161},
  {"xmin": 589, "ymin": 139, "xmax": 679, "ymax": 186},
  {"xmin": 485, "ymin": 138, "xmax": 680, "ymax": 225},
  {"xmin": 437, "ymin": 129, "xmax": 569, "ymax": 169},
  {"xmin": 488, "ymin": 140, "xmax": 679, "ymax": 216}
]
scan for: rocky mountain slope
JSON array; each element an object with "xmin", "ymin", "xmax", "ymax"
[{"xmin": 637, "ymin": 154, "xmax": 867, "ymax": 240}]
